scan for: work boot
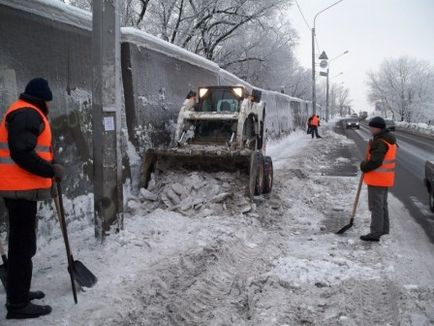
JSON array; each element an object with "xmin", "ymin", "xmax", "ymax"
[
  {"xmin": 29, "ymin": 290, "xmax": 45, "ymax": 300},
  {"xmin": 6, "ymin": 302, "xmax": 52, "ymax": 319},
  {"xmin": 360, "ymin": 233, "xmax": 380, "ymax": 242}
]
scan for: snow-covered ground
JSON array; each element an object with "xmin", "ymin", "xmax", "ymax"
[{"xmin": 1, "ymin": 126, "xmax": 434, "ymax": 325}]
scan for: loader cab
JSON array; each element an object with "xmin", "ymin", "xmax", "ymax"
[{"xmin": 197, "ymin": 86, "xmax": 244, "ymax": 113}]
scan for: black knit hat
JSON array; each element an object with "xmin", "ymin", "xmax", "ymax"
[
  {"xmin": 368, "ymin": 116, "xmax": 386, "ymax": 129},
  {"xmin": 24, "ymin": 78, "xmax": 53, "ymax": 101}
]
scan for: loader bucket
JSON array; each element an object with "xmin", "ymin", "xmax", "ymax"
[{"xmin": 142, "ymin": 146, "xmax": 256, "ymax": 197}]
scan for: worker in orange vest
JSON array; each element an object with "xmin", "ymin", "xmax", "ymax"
[
  {"xmin": 308, "ymin": 114, "xmax": 322, "ymax": 138},
  {"xmin": 359, "ymin": 116, "xmax": 397, "ymax": 242},
  {"xmin": 0, "ymin": 78, "xmax": 64, "ymax": 319}
]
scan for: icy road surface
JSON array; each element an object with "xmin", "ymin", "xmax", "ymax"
[{"xmin": 1, "ymin": 126, "xmax": 434, "ymax": 325}]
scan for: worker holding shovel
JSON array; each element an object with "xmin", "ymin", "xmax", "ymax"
[
  {"xmin": 359, "ymin": 116, "xmax": 397, "ymax": 242},
  {"xmin": 0, "ymin": 78, "xmax": 64, "ymax": 319}
]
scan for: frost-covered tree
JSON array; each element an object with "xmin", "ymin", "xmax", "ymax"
[
  {"xmin": 58, "ymin": 0, "xmax": 312, "ymax": 95},
  {"xmin": 328, "ymin": 84, "xmax": 351, "ymax": 117},
  {"xmin": 62, "ymin": 0, "xmax": 92, "ymax": 11},
  {"xmin": 133, "ymin": 0, "xmax": 296, "ymax": 87},
  {"xmin": 367, "ymin": 56, "xmax": 434, "ymax": 123}
]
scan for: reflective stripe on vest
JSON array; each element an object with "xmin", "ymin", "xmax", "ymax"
[
  {"xmin": 0, "ymin": 100, "xmax": 53, "ymax": 191},
  {"xmin": 363, "ymin": 139, "xmax": 397, "ymax": 187}
]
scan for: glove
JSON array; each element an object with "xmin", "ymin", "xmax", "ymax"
[
  {"xmin": 360, "ymin": 161, "xmax": 367, "ymax": 172},
  {"xmin": 52, "ymin": 163, "xmax": 65, "ymax": 182}
]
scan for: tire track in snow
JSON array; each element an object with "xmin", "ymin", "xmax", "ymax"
[
  {"xmin": 332, "ymin": 279, "xmax": 401, "ymax": 325},
  {"xmin": 162, "ymin": 229, "xmax": 278, "ymax": 325},
  {"xmin": 108, "ymin": 225, "xmax": 280, "ymax": 326}
]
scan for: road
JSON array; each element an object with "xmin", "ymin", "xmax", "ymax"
[{"xmin": 339, "ymin": 122, "xmax": 434, "ymax": 243}]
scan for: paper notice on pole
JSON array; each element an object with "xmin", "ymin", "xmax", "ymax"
[{"xmin": 103, "ymin": 116, "xmax": 115, "ymax": 131}]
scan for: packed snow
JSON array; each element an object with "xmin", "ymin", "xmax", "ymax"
[{"xmin": 1, "ymin": 125, "xmax": 434, "ymax": 325}]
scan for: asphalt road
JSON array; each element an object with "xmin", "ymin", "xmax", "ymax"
[{"xmin": 338, "ymin": 122, "xmax": 434, "ymax": 243}]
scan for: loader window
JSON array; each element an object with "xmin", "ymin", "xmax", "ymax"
[
  {"xmin": 192, "ymin": 120, "xmax": 237, "ymax": 144},
  {"xmin": 198, "ymin": 89, "xmax": 241, "ymax": 112}
]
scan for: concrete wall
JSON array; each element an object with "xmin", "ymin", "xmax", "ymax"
[
  {"xmin": 0, "ymin": 0, "xmax": 313, "ymax": 212},
  {"xmin": 121, "ymin": 29, "xmax": 220, "ymax": 151},
  {"xmin": 0, "ymin": 3, "xmax": 94, "ymax": 199}
]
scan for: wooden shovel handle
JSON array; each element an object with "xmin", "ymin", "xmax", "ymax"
[
  {"xmin": 53, "ymin": 181, "xmax": 78, "ymax": 304},
  {"xmin": 350, "ymin": 143, "xmax": 371, "ymax": 222},
  {"xmin": 350, "ymin": 173, "xmax": 364, "ymax": 221}
]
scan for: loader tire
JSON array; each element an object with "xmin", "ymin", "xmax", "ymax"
[
  {"xmin": 263, "ymin": 156, "xmax": 273, "ymax": 194},
  {"xmin": 255, "ymin": 153, "xmax": 265, "ymax": 196}
]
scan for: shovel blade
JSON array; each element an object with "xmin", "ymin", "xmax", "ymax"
[
  {"xmin": 0, "ymin": 264, "xmax": 7, "ymax": 290},
  {"xmin": 336, "ymin": 221, "xmax": 353, "ymax": 234},
  {"xmin": 70, "ymin": 260, "xmax": 97, "ymax": 288}
]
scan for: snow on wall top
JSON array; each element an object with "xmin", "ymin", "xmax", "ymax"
[
  {"xmin": 0, "ymin": 0, "xmax": 92, "ymax": 31},
  {"xmin": 217, "ymin": 69, "xmax": 304, "ymax": 102},
  {"xmin": 0, "ymin": 0, "xmax": 308, "ymax": 104},
  {"xmin": 0, "ymin": 0, "xmax": 219, "ymax": 72},
  {"xmin": 121, "ymin": 27, "xmax": 220, "ymax": 72}
]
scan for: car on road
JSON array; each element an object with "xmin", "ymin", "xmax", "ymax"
[
  {"xmin": 344, "ymin": 118, "xmax": 360, "ymax": 129},
  {"xmin": 384, "ymin": 119, "xmax": 396, "ymax": 131}
]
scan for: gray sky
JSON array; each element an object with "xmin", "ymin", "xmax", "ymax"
[{"xmin": 288, "ymin": 0, "xmax": 434, "ymax": 113}]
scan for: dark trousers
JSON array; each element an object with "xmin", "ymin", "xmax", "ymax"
[
  {"xmin": 367, "ymin": 186, "xmax": 389, "ymax": 236},
  {"xmin": 311, "ymin": 126, "xmax": 321, "ymax": 138},
  {"xmin": 4, "ymin": 198, "xmax": 37, "ymax": 305}
]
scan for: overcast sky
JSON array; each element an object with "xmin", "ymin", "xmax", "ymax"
[{"xmin": 287, "ymin": 0, "xmax": 434, "ymax": 113}]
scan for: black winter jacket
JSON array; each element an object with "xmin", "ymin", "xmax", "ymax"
[
  {"xmin": 5, "ymin": 94, "xmax": 55, "ymax": 178},
  {"xmin": 360, "ymin": 130, "xmax": 397, "ymax": 173}
]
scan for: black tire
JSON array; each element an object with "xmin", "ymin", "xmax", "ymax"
[
  {"xmin": 263, "ymin": 156, "xmax": 273, "ymax": 194},
  {"xmin": 429, "ymin": 192, "xmax": 434, "ymax": 213},
  {"xmin": 255, "ymin": 153, "xmax": 265, "ymax": 196}
]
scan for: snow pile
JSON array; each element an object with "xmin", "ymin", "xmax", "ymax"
[
  {"xmin": 396, "ymin": 121, "xmax": 434, "ymax": 137},
  {"xmin": 127, "ymin": 170, "xmax": 254, "ymax": 219}
]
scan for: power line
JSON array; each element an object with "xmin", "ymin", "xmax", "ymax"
[{"xmin": 294, "ymin": 0, "xmax": 311, "ymax": 31}]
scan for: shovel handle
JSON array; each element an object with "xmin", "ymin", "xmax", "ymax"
[
  {"xmin": 53, "ymin": 181, "xmax": 78, "ymax": 304},
  {"xmin": 349, "ymin": 173, "xmax": 364, "ymax": 222},
  {"xmin": 349, "ymin": 144, "xmax": 371, "ymax": 223}
]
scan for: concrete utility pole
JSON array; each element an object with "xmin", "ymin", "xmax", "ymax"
[
  {"xmin": 311, "ymin": 27, "xmax": 316, "ymax": 114},
  {"xmin": 325, "ymin": 67, "xmax": 329, "ymax": 121},
  {"xmin": 311, "ymin": 0, "xmax": 345, "ymax": 115},
  {"xmin": 92, "ymin": 0, "xmax": 123, "ymax": 240}
]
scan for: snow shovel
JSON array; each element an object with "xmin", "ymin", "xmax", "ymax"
[
  {"xmin": 0, "ymin": 239, "xmax": 7, "ymax": 290},
  {"xmin": 53, "ymin": 181, "xmax": 97, "ymax": 304},
  {"xmin": 336, "ymin": 173, "xmax": 364, "ymax": 234}
]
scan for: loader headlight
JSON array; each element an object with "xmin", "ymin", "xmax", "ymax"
[
  {"xmin": 232, "ymin": 87, "xmax": 243, "ymax": 98},
  {"xmin": 199, "ymin": 88, "xmax": 209, "ymax": 98}
]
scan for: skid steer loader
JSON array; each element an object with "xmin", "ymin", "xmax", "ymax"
[{"xmin": 142, "ymin": 86, "xmax": 273, "ymax": 199}]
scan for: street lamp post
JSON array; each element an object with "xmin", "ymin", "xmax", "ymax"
[{"xmin": 311, "ymin": 0, "xmax": 345, "ymax": 114}]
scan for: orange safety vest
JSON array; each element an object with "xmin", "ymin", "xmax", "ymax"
[
  {"xmin": 310, "ymin": 115, "xmax": 319, "ymax": 127},
  {"xmin": 363, "ymin": 139, "xmax": 397, "ymax": 187},
  {"xmin": 0, "ymin": 100, "xmax": 53, "ymax": 191}
]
